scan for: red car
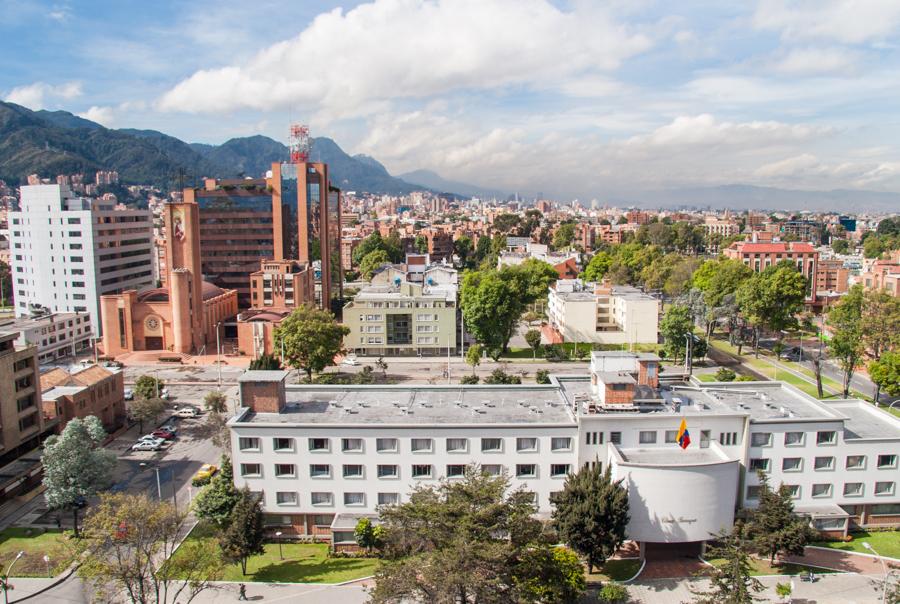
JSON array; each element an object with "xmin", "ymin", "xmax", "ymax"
[{"xmin": 151, "ymin": 429, "xmax": 176, "ymax": 440}]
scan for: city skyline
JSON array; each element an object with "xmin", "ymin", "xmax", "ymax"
[{"xmin": 2, "ymin": 0, "xmax": 900, "ymax": 200}]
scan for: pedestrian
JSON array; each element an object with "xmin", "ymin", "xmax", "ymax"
[
  {"xmin": 56, "ymin": 514, "xmax": 62, "ymax": 529},
  {"xmin": 237, "ymin": 583, "xmax": 248, "ymax": 600}
]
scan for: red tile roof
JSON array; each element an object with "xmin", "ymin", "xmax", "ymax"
[{"xmin": 730, "ymin": 242, "xmax": 816, "ymax": 254}]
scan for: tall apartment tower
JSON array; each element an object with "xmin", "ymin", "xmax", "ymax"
[{"xmin": 9, "ymin": 185, "xmax": 153, "ymax": 335}]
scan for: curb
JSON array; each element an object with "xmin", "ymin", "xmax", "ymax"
[
  {"xmin": 9, "ymin": 564, "xmax": 78, "ymax": 603},
  {"xmin": 622, "ymin": 558, "xmax": 646, "ymax": 584},
  {"xmin": 805, "ymin": 545, "xmax": 900, "ymax": 564}
]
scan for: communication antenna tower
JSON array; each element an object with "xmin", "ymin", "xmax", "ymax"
[{"xmin": 289, "ymin": 124, "xmax": 311, "ymax": 163}]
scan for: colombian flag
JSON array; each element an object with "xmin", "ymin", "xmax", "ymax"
[{"xmin": 676, "ymin": 418, "xmax": 691, "ymax": 450}]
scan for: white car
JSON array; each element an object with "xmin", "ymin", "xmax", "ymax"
[
  {"xmin": 174, "ymin": 407, "xmax": 199, "ymax": 418},
  {"xmin": 132, "ymin": 438, "xmax": 164, "ymax": 451},
  {"xmin": 123, "ymin": 388, "xmax": 133, "ymax": 401},
  {"xmin": 341, "ymin": 356, "xmax": 360, "ymax": 366},
  {"xmin": 160, "ymin": 388, "xmax": 170, "ymax": 400}
]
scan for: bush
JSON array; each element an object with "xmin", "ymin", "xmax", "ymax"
[
  {"xmin": 157, "ymin": 356, "xmax": 183, "ymax": 363},
  {"xmin": 543, "ymin": 344, "xmax": 570, "ymax": 362},
  {"xmin": 715, "ymin": 367, "xmax": 736, "ymax": 382},
  {"xmin": 192, "ymin": 475, "xmax": 212, "ymax": 488},
  {"xmin": 460, "ymin": 375, "xmax": 480, "ymax": 385},
  {"xmin": 484, "ymin": 369, "xmax": 521, "ymax": 384},
  {"xmin": 598, "ymin": 582, "xmax": 629, "ymax": 603},
  {"xmin": 536, "ymin": 369, "xmax": 551, "ymax": 384},
  {"xmin": 736, "ymin": 375, "xmax": 755, "ymax": 382}
]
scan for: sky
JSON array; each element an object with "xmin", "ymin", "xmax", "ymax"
[{"xmin": 3, "ymin": 0, "xmax": 900, "ymax": 200}]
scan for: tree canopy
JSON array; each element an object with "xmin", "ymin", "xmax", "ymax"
[
  {"xmin": 745, "ymin": 472, "xmax": 815, "ymax": 564},
  {"xmin": 359, "ymin": 249, "xmax": 392, "ymax": 280},
  {"xmin": 219, "ymin": 488, "xmax": 265, "ymax": 575},
  {"xmin": 192, "ymin": 455, "xmax": 241, "ymax": 528},
  {"xmin": 273, "ymin": 305, "xmax": 349, "ymax": 380}
]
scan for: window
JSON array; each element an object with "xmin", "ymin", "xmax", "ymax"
[
  {"xmin": 377, "ymin": 464, "xmax": 399, "ymax": 478},
  {"xmin": 875, "ymin": 482, "xmax": 895, "ymax": 496},
  {"xmin": 551, "ymin": 437, "xmax": 572, "ymax": 451},
  {"xmin": 751, "ymin": 432, "xmax": 772, "ymax": 447},
  {"xmin": 784, "ymin": 432, "xmax": 804, "ymax": 446},
  {"xmin": 376, "ymin": 438, "xmax": 398, "ymax": 452},
  {"xmin": 814, "ymin": 518, "xmax": 846, "ymax": 531},
  {"xmin": 585, "ymin": 431, "xmax": 602, "ymax": 445},
  {"xmin": 446, "ymin": 464, "xmax": 466, "ymax": 478},
  {"xmin": 871, "ymin": 504, "xmax": 900, "ymax": 515},
  {"xmin": 782, "ymin": 458, "xmax": 802, "ymax": 472},
  {"xmin": 785, "ymin": 485, "xmax": 800, "ymax": 499},
  {"xmin": 342, "ymin": 438, "xmax": 363, "ymax": 452},
  {"xmin": 812, "ymin": 484, "xmax": 832, "ymax": 498},
  {"xmin": 719, "ymin": 432, "xmax": 738, "ymax": 446},
  {"xmin": 665, "ymin": 430, "xmax": 678, "ymax": 444},
  {"xmin": 411, "ymin": 464, "xmax": 432, "ymax": 478},
  {"xmin": 746, "ymin": 486, "xmax": 761, "ymax": 500},
  {"xmin": 843, "ymin": 482, "xmax": 864, "ymax": 497},
  {"xmin": 446, "ymin": 438, "xmax": 468, "ymax": 452},
  {"xmin": 517, "ymin": 437, "xmax": 538, "ymax": 452},
  {"xmin": 274, "ymin": 464, "xmax": 296, "ymax": 478},
  {"xmin": 343, "ymin": 464, "xmax": 364, "ymax": 478},
  {"xmin": 814, "ymin": 456, "xmax": 835, "ymax": 471},
  {"xmin": 639, "ymin": 431, "xmax": 657, "ymax": 444},
  {"xmin": 310, "ymin": 464, "xmax": 331, "ymax": 478},
  {"xmin": 516, "ymin": 464, "xmax": 537, "ymax": 478},
  {"xmin": 238, "ymin": 437, "xmax": 260, "ymax": 451},
  {"xmin": 846, "ymin": 455, "xmax": 866, "ymax": 470},
  {"xmin": 481, "ymin": 464, "xmax": 502, "ymax": 476},
  {"xmin": 749, "ymin": 458, "xmax": 770, "ymax": 472},
  {"xmin": 481, "ymin": 438, "xmax": 502, "ymax": 452},
  {"xmin": 276, "ymin": 492, "xmax": 298, "ymax": 505},
  {"xmin": 240, "ymin": 464, "xmax": 262, "ymax": 477},
  {"xmin": 273, "ymin": 437, "xmax": 294, "ymax": 452},
  {"xmin": 609, "ymin": 431, "xmax": 622, "ymax": 445},
  {"xmin": 551, "ymin": 464, "xmax": 570, "ymax": 477},
  {"xmin": 877, "ymin": 454, "xmax": 897, "ymax": 469},
  {"xmin": 411, "ymin": 438, "xmax": 433, "ymax": 453},
  {"xmin": 344, "ymin": 492, "xmax": 365, "ymax": 506},
  {"xmin": 378, "ymin": 492, "xmax": 400, "ymax": 505},
  {"xmin": 309, "ymin": 438, "xmax": 329, "ymax": 452},
  {"xmin": 816, "ymin": 431, "xmax": 837, "ymax": 446}
]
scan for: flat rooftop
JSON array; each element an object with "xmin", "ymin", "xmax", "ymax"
[
  {"xmin": 618, "ymin": 447, "xmax": 726, "ymax": 465},
  {"xmin": 826, "ymin": 401, "xmax": 900, "ymax": 440},
  {"xmin": 239, "ymin": 386, "xmax": 576, "ymax": 426}
]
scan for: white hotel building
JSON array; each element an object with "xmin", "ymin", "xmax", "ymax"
[
  {"xmin": 229, "ymin": 352, "xmax": 900, "ymax": 555},
  {"xmin": 9, "ymin": 185, "xmax": 154, "ymax": 337}
]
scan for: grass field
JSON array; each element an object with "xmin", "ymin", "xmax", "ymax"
[
  {"xmin": 0, "ymin": 528, "xmax": 74, "ymax": 577},
  {"xmin": 812, "ymin": 531, "xmax": 900, "ymax": 560},
  {"xmin": 706, "ymin": 556, "xmax": 839, "ymax": 577},
  {"xmin": 585, "ymin": 558, "xmax": 642, "ymax": 583},
  {"xmin": 695, "ymin": 373, "xmax": 718, "ymax": 382},
  {"xmin": 172, "ymin": 523, "xmax": 379, "ymax": 583}
]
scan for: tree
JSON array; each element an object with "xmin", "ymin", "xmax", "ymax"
[
  {"xmin": 354, "ymin": 517, "xmax": 384, "ymax": 554},
  {"xmin": 203, "ymin": 390, "xmax": 227, "ymax": 414},
  {"xmin": 248, "ymin": 353, "xmax": 282, "ymax": 370},
  {"xmin": 869, "ymin": 351, "xmax": 900, "ymax": 398},
  {"xmin": 130, "ymin": 396, "xmax": 167, "ymax": 433},
  {"xmin": 352, "ymin": 232, "xmax": 402, "ymax": 266},
  {"xmin": 78, "ymin": 493, "xmax": 223, "ymax": 604},
  {"xmin": 42, "ymin": 416, "xmax": 116, "ymax": 537},
  {"xmin": 715, "ymin": 368, "xmax": 737, "ymax": 382},
  {"xmin": 536, "ymin": 369, "xmax": 551, "ymax": 384},
  {"xmin": 525, "ymin": 328, "xmax": 542, "ymax": 359},
  {"xmin": 831, "ymin": 239, "xmax": 850, "ymax": 254},
  {"xmin": 827, "ymin": 285, "xmax": 866, "ymax": 397},
  {"xmin": 552, "ymin": 223, "xmax": 576, "ymax": 250},
  {"xmin": 133, "ymin": 374, "xmax": 164, "ymax": 401},
  {"xmin": 413, "ymin": 234, "xmax": 428, "ymax": 254},
  {"xmin": 660, "ymin": 304, "xmax": 694, "ymax": 364},
  {"xmin": 745, "ymin": 472, "xmax": 815, "ymax": 564},
  {"xmin": 461, "ymin": 271, "xmax": 524, "ymax": 358},
  {"xmin": 503, "ymin": 258, "xmax": 559, "ymax": 305},
  {"xmin": 691, "ymin": 526, "xmax": 763, "ymax": 604},
  {"xmin": 553, "ymin": 465, "xmax": 630, "ymax": 573},
  {"xmin": 219, "ymin": 488, "xmax": 265, "ymax": 575},
  {"xmin": 193, "ymin": 455, "xmax": 241, "ymax": 528},
  {"xmin": 204, "ymin": 411, "xmax": 230, "ymax": 450},
  {"xmin": 370, "ymin": 467, "xmax": 585, "ymax": 604},
  {"xmin": 736, "ymin": 262, "xmax": 807, "ymax": 357},
  {"xmin": 860, "ymin": 290, "xmax": 900, "ymax": 401},
  {"xmin": 274, "ymin": 305, "xmax": 349, "ymax": 381},
  {"xmin": 460, "ymin": 375, "xmax": 480, "ymax": 384},
  {"xmin": 484, "ymin": 368, "xmax": 522, "ymax": 384},
  {"xmin": 0, "ymin": 260, "xmax": 12, "ymax": 307},
  {"xmin": 465, "ymin": 343, "xmax": 482, "ymax": 375},
  {"xmin": 582, "ymin": 251, "xmax": 613, "ymax": 281},
  {"xmin": 453, "ymin": 235, "xmax": 473, "ymax": 268},
  {"xmin": 360, "ymin": 249, "xmax": 392, "ymax": 280}
]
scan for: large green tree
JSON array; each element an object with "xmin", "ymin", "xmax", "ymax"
[
  {"xmin": 359, "ymin": 249, "xmax": 392, "ymax": 280},
  {"xmin": 219, "ymin": 488, "xmax": 265, "ymax": 575},
  {"xmin": 502, "ymin": 258, "xmax": 559, "ymax": 304},
  {"xmin": 582, "ymin": 251, "xmax": 613, "ymax": 282},
  {"xmin": 248, "ymin": 353, "xmax": 281, "ymax": 370},
  {"xmin": 453, "ymin": 235, "xmax": 473, "ymax": 268},
  {"xmin": 552, "ymin": 223, "xmax": 576, "ymax": 250},
  {"xmin": 552, "ymin": 465, "xmax": 630, "ymax": 573},
  {"xmin": 370, "ymin": 467, "xmax": 585, "ymax": 604},
  {"xmin": 827, "ymin": 285, "xmax": 866, "ymax": 397},
  {"xmin": 192, "ymin": 455, "xmax": 241, "ymax": 528},
  {"xmin": 130, "ymin": 396, "xmax": 166, "ymax": 433},
  {"xmin": 860, "ymin": 290, "xmax": 900, "ymax": 401},
  {"xmin": 691, "ymin": 525, "xmax": 764, "ymax": 604},
  {"xmin": 42, "ymin": 416, "xmax": 117, "ymax": 536},
  {"xmin": 461, "ymin": 270, "xmax": 525, "ymax": 358},
  {"xmin": 746, "ymin": 472, "xmax": 815, "ymax": 564},
  {"xmin": 869, "ymin": 351, "xmax": 900, "ymax": 399},
  {"xmin": 660, "ymin": 304, "xmax": 694, "ymax": 364},
  {"xmin": 736, "ymin": 262, "xmax": 807, "ymax": 356},
  {"xmin": 273, "ymin": 305, "xmax": 349, "ymax": 381},
  {"xmin": 351, "ymin": 232, "xmax": 403, "ymax": 266},
  {"xmin": 133, "ymin": 375, "xmax": 164, "ymax": 401}
]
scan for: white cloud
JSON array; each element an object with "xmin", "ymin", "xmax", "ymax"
[
  {"xmin": 78, "ymin": 105, "xmax": 116, "ymax": 126},
  {"xmin": 158, "ymin": 0, "xmax": 652, "ymax": 115},
  {"xmin": 752, "ymin": 153, "xmax": 900, "ymax": 189},
  {"xmin": 772, "ymin": 47, "xmax": 860, "ymax": 75},
  {"xmin": 618, "ymin": 114, "xmax": 828, "ymax": 149},
  {"xmin": 4, "ymin": 81, "xmax": 82, "ymax": 109},
  {"xmin": 753, "ymin": 0, "xmax": 900, "ymax": 44}
]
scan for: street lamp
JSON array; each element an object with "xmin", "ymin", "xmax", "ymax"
[
  {"xmin": 216, "ymin": 321, "xmax": 223, "ymax": 389},
  {"xmin": 42, "ymin": 555, "xmax": 50, "ymax": 578},
  {"xmin": 862, "ymin": 541, "xmax": 888, "ymax": 604},
  {"xmin": 3, "ymin": 551, "xmax": 24, "ymax": 604},
  {"xmin": 275, "ymin": 531, "xmax": 283, "ymax": 560}
]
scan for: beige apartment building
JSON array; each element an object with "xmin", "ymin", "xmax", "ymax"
[{"xmin": 0, "ymin": 332, "xmax": 44, "ymax": 464}]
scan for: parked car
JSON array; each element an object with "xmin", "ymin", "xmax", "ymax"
[
  {"xmin": 151, "ymin": 429, "xmax": 176, "ymax": 440},
  {"xmin": 158, "ymin": 423, "xmax": 178, "ymax": 435},
  {"xmin": 160, "ymin": 388, "xmax": 170, "ymax": 400},
  {"xmin": 341, "ymin": 356, "xmax": 360, "ymax": 366},
  {"xmin": 175, "ymin": 407, "xmax": 199, "ymax": 418},
  {"xmin": 132, "ymin": 438, "xmax": 165, "ymax": 452},
  {"xmin": 194, "ymin": 464, "xmax": 218, "ymax": 481},
  {"xmin": 124, "ymin": 388, "xmax": 133, "ymax": 401}
]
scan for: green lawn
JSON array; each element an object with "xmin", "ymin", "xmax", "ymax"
[
  {"xmin": 813, "ymin": 531, "xmax": 900, "ymax": 560},
  {"xmin": 695, "ymin": 373, "xmax": 718, "ymax": 382},
  {"xmin": 585, "ymin": 558, "xmax": 642, "ymax": 583},
  {"xmin": 0, "ymin": 528, "xmax": 74, "ymax": 577},
  {"xmin": 173, "ymin": 523, "xmax": 379, "ymax": 583},
  {"xmin": 707, "ymin": 556, "xmax": 839, "ymax": 577}
]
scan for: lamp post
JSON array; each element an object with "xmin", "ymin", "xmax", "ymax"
[
  {"xmin": 275, "ymin": 531, "xmax": 283, "ymax": 560},
  {"xmin": 216, "ymin": 321, "xmax": 222, "ymax": 389},
  {"xmin": 140, "ymin": 462, "xmax": 162, "ymax": 500},
  {"xmin": 862, "ymin": 541, "xmax": 888, "ymax": 604},
  {"xmin": 3, "ymin": 551, "xmax": 24, "ymax": 604},
  {"xmin": 42, "ymin": 555, "xmax": 50, "ymax": 578}
]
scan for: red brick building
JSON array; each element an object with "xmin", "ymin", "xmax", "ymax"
[{"xmin": 723, "ymin": 241, "xmax": 819, "ymax": 302}]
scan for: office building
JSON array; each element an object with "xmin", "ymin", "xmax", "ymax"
[
  {"xmin": 1, "ymin": 311, "xmax": 93, "ymax": 364},
  {"xmin": 723, "ymin": 241, "xmax": 819, "ymax": 302},
  {"xmin": 0, "ymin": 332, "xmax": 44, "ymax": 464},
  {"xmin": 9, "ymin": 184, "xmax": 154, "ymax": 335},
  {"xmin": 815, "ymin": 259, "xmax": 850, "ymax": 295}
]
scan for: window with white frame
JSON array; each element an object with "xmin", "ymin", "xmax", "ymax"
[
  {"xmin": 551, "ymin": 437, "xmax": 572, "ymax": 451},
  {"xmin": 609, "ymin": 432, "xmax": 622, "ymax": 444},
  {"xmin": 239, "ymin": 437, "xmax": 260, "ymax": 451},
  {"xmin": 377, "ymin": 464, "xmax": 399, "ymax": 478},
  {"xmin": 481, "ymin": 464, "xmax": 502, "ymax": 476},
  {"xmin": 551, "ymin": 464, "xmax": 570, "ymax": 477},
  {"xmin": 343, "ymin": 492, "xmax": 365, "ymax": 506},
  {"xmin": 516, "ymin": 464, "xmax": 537, "ymax": 478},
  {"xmin": 875, "ymin": 482, "xmax": 895, "ymax": 496},
  {"xmin": 665, "ymin": 430, "xmax": 678, "ymax": 444},
  {"xmin": 240, "ymin": 463, "xmax": 262, "ymax": 477},
  {"xmin": 877, "ymin": 454, "xmax": 897, "ymax": 469},
  {"xmin": 516, "ymin": 437, "xmax": 538, "ymax": 452},
  {"xmin": 342, "ymin": 438, "xmax": 363, "ymax": 452},
  {"xmin": 814, "ymin": 456, "xmax": 835, "ymax": 471},
  {"xmin": 638, "ymin": 431, "xmax": 657, "ymax": 444},
  {"xmin": 309, "ymin": 464, "xmax": 330, "ymax": 478},
  {"xmin": 843, "ymin": 482, "xmax": 864, "ymax": 497},
  {"xmin": 309, "ymin": 438, "xmax": 329, "ymax": 452},
  {"xmin": 376, "ymin": 438, "xmax": 398, "ymax": 452},
  {"xmin": 481, "ymin": 438, "xmax": 502, "ymax": 452},
  {"xmin": 782, "ymin": 458, "xmax": 802, "ymax": 472},
  {"xmin": 446, "ymin": 438, "xmax": 468, "ymax": 453},
  {"xmin": 411, "ymin": 438, "xmax": 433, "ymax": 453},
  {"xmin": 378, "ymin": 492, "xmax": 400, "ymax": 505},
  {"xmin": 749, "ymin": 458, "xmax": 770, "ymax": 472},
  {"xmin": 816, "ymin": 431, "xmax": 837, "ymax": 446},
  {"xmin": 446, "ymin": 464, "xmax": 466, "ymax": 478},
  {"xmin": 751, "ymin": 432, "xmax": 772, "ymax": 447},
  {"xmin": 785, "ymin": 485, "xmax": 800, "ymax": 499},
  {"xmin": 274, "ymin": 464, "xmax": 296, "ymax": 478},
  {"xmin": 812, "ymin": 483, "xmax": 832, "ymax": 498},
  {"xmin": 273, "ymin": 437, "xmax": 294, "ymax": 452},
  {"xmin": 746, "ymin": 486, "xmax": 761, "ymax": 500},
  {"xmin": 846, "ymin": 455, "xmax": 866, "ymax": 470},
  {"xmin": 411, "ymin": 464, "xmax": 432, "ymax": 478},
  {"xmin": 276, "ymin": 491, "xmax": 298, "ymax": 505},
  {"xmin": 784, "ymin": 432, "xmax": 804, "ymax": 446},
  {"xmin": 343, "ymin": 464, "xmax": 364, "ymax": 478}
]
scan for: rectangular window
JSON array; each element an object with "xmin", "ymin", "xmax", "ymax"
[
  {"xmin": 309, "ymin": 438, "xmax": 329, "ymax": 452},
  {"xmin": 751, "ymin": 432, "xmax": 772, "ymax": 447},
  {"xmin": 274, "ymin": 464, "xmax": 296, "ymax": 478},
  {"xmin": 377, "ymin": 464, "xmax": 399, "ymax": 479},
  {"xmin": 343, "ymin": 492, "xmax": 365, "ymax": 506},
  {"xmin": 816, "ymin": 431, "xmax": 837, "ymax": 446},
  {"xmin": 782, "ymin": 458, "xmax": 802, "ymax": 472},
  {"xmin": 240, "ymin": 463, "xmax": 262, "ymax": 477},
  {"xmin": 446, "ymin": 438, "xmax": 468, "ymax": 453},
  {"xmin": 273, "ymin": 437, "xmax": 294, "ymax": 452},
  {"xmin": 342, "ymin": 438, "xmax": 363, "ymax": 452},
  {"xmin": 665, "ymin": 430, "xmax": 678, "ymax": 444},
  {"xmin": 746, "ymin": 486, "xmax": 761, "ymax": 500},
  {"xmin": 275, "ymin": 492, "xmax": 298, "ymax": 505},
  {"xmin": 784, "ymin": 432, "xmax": 804, "ymax": 446},
  {"xmin": 871, "ymin": 504, "xmax": 900, "ymax": 515},
  {"xmin": 516, "ymin": 437, "xmax": 538, "ymax": 452},
  {"xmin": 411, "ymin": 438, "xmax": 433, "ymax": 453},
  {"xmin": 749, "ymin": 458, "xmax": 770, "ymax": 472},
  {"xmin": 342, "ymin": 464, "xmax": 364, "ymax": 478},
  {"xmin": 875, "ymin": 482, "xmax": 895, "ymax": 496},
  {"xmin": 551, "ymin": 464, "xmax": 570, "ymax": 477},
  {"xmin": 877, "ymin": 454, "xmax": 897, "ymax": 469},
  {"xmin": 516, "ymin": 464, "xmax": 537, "ymax": 478},
  {"xmin": 376, "ymin": 438, "xmax": 398, "ymax": 452},
  {"xmin": 481, "ymin": 438, "xmax": 502, "ymax": 452},
  {"xmin": 609, "ymin": 431, "xmax": 622, "ymax": 445},
  {"xmin": 812, "ymin": 484, "xmax": 832, "ymax": 498},
  {"xmin": 843, "ymin": 482, "xmax": 864, "ymax": 497},
  {"xmin": 814, "ymin": 456, "xmax": 835, "ymax": 471},
  {"xmin": 310, "ymin": 464, "xmax": 331, "ymax": 478},
  {"xmin": 239, "ymin": 437, "xmax": 260, "ymax": 451},
  {"xmin": 551, "ymin": 437, "xmax": 572, "ymax": 451},
  {"xmin": 446, "ymin": 464, "xmax": 466, "ymax": 478},
  {"xmin": 411, "ymin": 464, "xmax": 432, "ymax": 478},
  {"xmin": 785, "ymin": 485, "xmax": 800, "ymax": 499},
  {"xmin": 481, "ymin": 464, "xmax": 502, "ymax": 476},
  {"xmin": 846, "ymin": 455, "xmax": 866, "ymax": 470},
  {"xmin": 639, "ymin": 431, "xmax": 657, "ymax": 444},
  {"xmin": 378, "ymin": 492, "xmax": 400, "ymax": 506}
]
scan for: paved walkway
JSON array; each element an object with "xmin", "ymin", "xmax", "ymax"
[
  {"xmin": 638, "ymin": 556, "xmax": 705, "ymax": 580},
  {"xmin": 786, "ymin": 546, "xmax": 900, "ymax": 574}
]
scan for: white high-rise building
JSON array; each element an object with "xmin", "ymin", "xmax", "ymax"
[{"xmin": 9, "ymin": 185, "xmax": 153, "ymax": 336}]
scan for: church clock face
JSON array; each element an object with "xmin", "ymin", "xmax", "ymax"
[{"xmin": 146, "ymin": 317, "xmax": 160, "ymax": 330}]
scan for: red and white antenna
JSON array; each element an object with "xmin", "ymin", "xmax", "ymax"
[{"xmin": 289, "ymin": 124, "xmax": 310, "ymax": 163}]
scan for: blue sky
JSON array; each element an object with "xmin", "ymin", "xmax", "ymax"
[{"xmin": 3, "ymin": 0, "xmax": 900, "ymax": 199}]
